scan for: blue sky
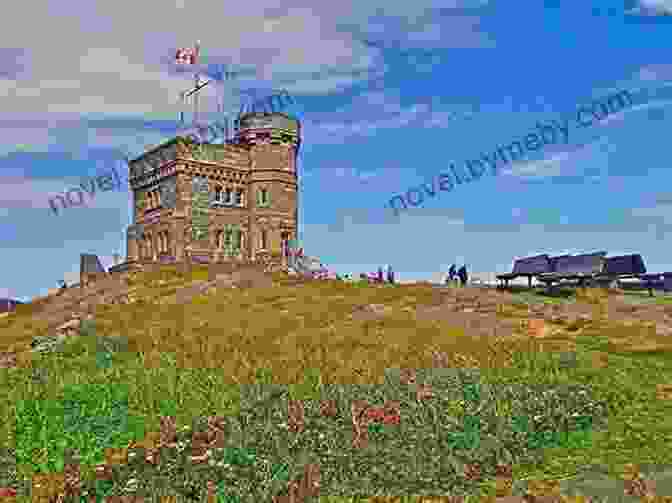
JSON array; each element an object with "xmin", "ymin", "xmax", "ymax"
[{"xmin": 1, "ymin": 0, "xmax": 672, "ymax": 300}]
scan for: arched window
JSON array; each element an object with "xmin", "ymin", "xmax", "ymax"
[
  {"xmin": 225, "ymin": 188, "xmax": 232, "ymax": 204},
  {"xmin": 215, "ymin": 185, "xmax": 222, "ymax": 202},
  {"xmin": 260, "ymin": 230, "xmax": 268, "ymax": 250},
  {"xmin": 216, "ymin": 230, "xmax": 223, "ymax": 249},
  {"xmin": 225, "ymin": 228, "xmax": 233, "ymax": 248},
  {"xmin": 235, "ymin": 189, "xmax": 243, "ymax": 206}
]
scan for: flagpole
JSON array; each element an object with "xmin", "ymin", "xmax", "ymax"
[{"xmin": 194, "ymin": 41, "xmax": 201, "ymax": 126}]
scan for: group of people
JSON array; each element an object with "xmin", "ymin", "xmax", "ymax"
[
  {"xmin": 334, "ymin": 265, "xmax": 396, "ymax": 284},
  {"xmin": 446, "ymin": 264, "xmax": 469, "ymax": 286}
]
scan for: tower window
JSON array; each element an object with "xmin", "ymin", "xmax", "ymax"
[
  {"xmin": 225, "ymin": 229, "xmax": 233, "ymax": 247},
  {"xmin": 224, "ymin": 188, "xmax": 232, "ymax": 204},
  {"xmin": 258, "ymin": 188, "xmax": 270, "ymax": 207},
  {"xmin": 235, "ymin": 189, "xmax": 243, "ymax": 206},
  {"xmin": 215, "ymin": 186, "xmax": 223, "ymax": 202},
  {"xmin": 260, "ymin": 230, "xmax": 268, "ymax": 250},
  {"xmin": 281, "ymin": 232, "xmax": 290, "ymax": 257}
]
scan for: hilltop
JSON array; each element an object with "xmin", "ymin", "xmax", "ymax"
[{"xmin": 2, "ymin": 263, "xmax": 672, "ymax": 502}]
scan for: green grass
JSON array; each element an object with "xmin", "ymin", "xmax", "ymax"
[
  {"xmin": 2, "ymin": 276, "xmax": 672, "ymax": 501},
  {"xmin": 504, "ymin": 284, "xmax": 672, "ymax": 306},
  {"xmin": 4, "ymin": 331, "xmax": 670, "ymax": 501}
]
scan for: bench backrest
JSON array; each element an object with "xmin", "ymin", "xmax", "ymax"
[
  {"xmin": 603, "ymin": 254, "xmax": 646, "ymax": 276},
  {"xmin": 552, "ymin": 251, "xmax": 607, "ymax": 275},
  {"xmin": 549, "ymin": 255, "xmax": 571, "ymax": 273},
  {"xmin": 664, "ymin": 273, "xmax": 672, "ymax": 291},
  {"xmin": 511, "ymin": 254, "xmax": 551, "ymax": 275}
]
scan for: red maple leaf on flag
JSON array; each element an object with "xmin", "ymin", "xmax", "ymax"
[{"xmin": 175, "ymin": 47, "xmax": 198, "ymax": 65}]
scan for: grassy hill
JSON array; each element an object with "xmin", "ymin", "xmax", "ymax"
[{"xmin": 2, "ymin": 263, "xmax": 672, "ymax": 502}]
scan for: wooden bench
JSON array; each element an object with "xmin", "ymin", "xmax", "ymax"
[
  {"xmin": 536, "ymin": 251, "xmax": 607, "ymax": 287},
  {"xmin": 496, "ymin": 254, "xmax": 552, "ymax": 289},
  {"xmin": 594, "ymin": 255, "xmax": 669, "ymax": 297},
  {"xmin": 592, "ymin": 254, "xmax": 647, "ymax": 287},
  {"xmin": 630, "ymin": 272, "xmax": 672, "ymax": 297}
]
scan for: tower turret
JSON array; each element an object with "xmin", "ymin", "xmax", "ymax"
[{"xmin": 236, "ymin": 112, "xmax": 300, "ymax": 261}]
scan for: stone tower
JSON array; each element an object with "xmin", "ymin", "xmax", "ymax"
[
  {"xmin": 237, "ymin": 113, "xmax": 300, "ymax": 263},
  {"xmin": 124, "ymin": 112, "xmax": 300, "ymax": 266}
]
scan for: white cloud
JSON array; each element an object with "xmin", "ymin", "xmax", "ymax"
[
  {"xmin": 0, "ymin": 0, "xmax": 492, "ymax": 159},
  {"xmin": 627, "ymin": 0, "xmax": 672, "ymax": 15},
  {"xmin": 500, "ymin": 132, "xmax": 623, "ymax": 181}
]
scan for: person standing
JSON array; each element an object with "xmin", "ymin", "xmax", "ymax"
[
  {"xmin": 449, "ymin": 264, "xmax": 457, "ymax": 284},
  {"xmin": 377, "ymin": 266, "xmax": 384, "ymax": 283},
  {"xmin": 386, "ymin": 265, "xmax": 395, "ymax": 284},
  {"xmin": 458, "ymin": 265, "xmax": 468, "ymax": 287}
]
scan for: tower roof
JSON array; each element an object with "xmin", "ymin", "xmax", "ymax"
[{"xmin": 237, "ymin": 113, "xmax": 300, "ymax": 134}]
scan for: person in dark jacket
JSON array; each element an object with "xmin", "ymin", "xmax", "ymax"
[
  {"xmin": 458, "ymin": 265, "xmax": 468, "ymax": 286},
  {"xmin": 450, "ymin": 264, "xmax": 457, "ymax": 280},
  {"xmin": 386, "ymin": 265, "xmax": 395, "ymax": 284},
  {"xmin": 377, "ymin": 266, "xmax": 384, "ymax": 283},
  {"xmin": 447, "ymin": 264, "xmax": 457, "ymax": 284}
]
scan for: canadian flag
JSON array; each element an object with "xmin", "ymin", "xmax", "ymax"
[{"xmin": 175, "ymin": 45, "xmax": 198, "ymax": 65}]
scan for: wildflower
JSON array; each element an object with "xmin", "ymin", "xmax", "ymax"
[
  {"xmin": 366, "ymin": 404, "xmax": 401, "ymax": 425},
  {"xmin": 399, "ymin": 368, "xmax": 416, "ymax": 385},
  {"xmin": 416, "ymin": 383, "xmax": 434, "ymax": 401},
  {"xmin": 288, "ymin": 399, "xmax": 305, "ymax": 433},
  {"xmin": 366, "ymin": 407, "xmax": 386, "ymax": 422},
  {"xmin": 320, "ymin": 399, "xmax": 338, "ymax": 418},
  {"xmin": 383, "ymin": 412, "xmax": 401, "ymax": 425}
]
